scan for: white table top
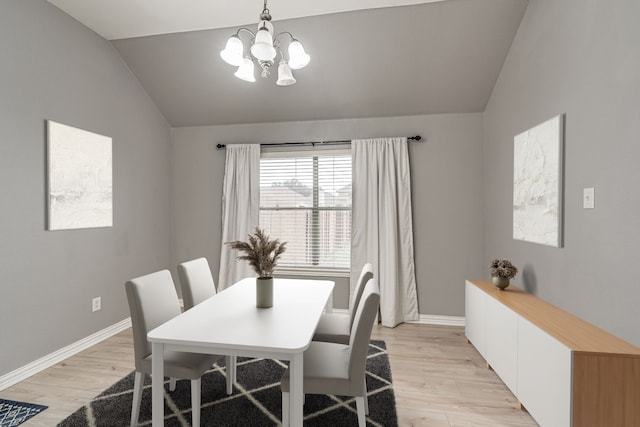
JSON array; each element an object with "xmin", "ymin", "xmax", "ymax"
[{"xmin": 148, "ymin": 277, "xmax": 334, "ymax": 355}]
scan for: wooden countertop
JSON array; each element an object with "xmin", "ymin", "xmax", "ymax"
[{"xmin": 467, "ymin": 280, "xmax": 640, "ymax": 357}]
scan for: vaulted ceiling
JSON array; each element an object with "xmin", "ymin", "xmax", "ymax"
[{"xmin": 48, "ymin": 0, "xmax": 529, "ymax": 127}]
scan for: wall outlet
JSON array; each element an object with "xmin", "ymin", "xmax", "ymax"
[
  {"xmin": 92, "ymin": 297, "xmax": 101, "ymax": 312},
  {"xmin": 583, "ymin": 187, "xmax": 595, "ymax": 209}
]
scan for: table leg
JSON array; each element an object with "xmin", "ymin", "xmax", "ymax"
[
  {"xmin": 231, "ymin": 356, "xmax": 237, "ymax": 383},
  {"xmin": 225, "ymin": 355, "xmax": 236, "ymax": 395},
  {"xmin": 290, "ymin": 353, "xmax": 304, "ymax": 427},
  {"xmin": 152, "ymin": 342, "xmax": 164, "ymax": 426}
]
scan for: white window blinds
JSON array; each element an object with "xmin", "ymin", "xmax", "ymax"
[{"xmin": 259, "ymin": 149, "xmax": 352, "ymax": 270}]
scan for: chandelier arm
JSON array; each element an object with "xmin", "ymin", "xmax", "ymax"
[
  {"xmin": 273, "ymin": 31, "xmax": 296, "ymax": 44},
  {"xmin": 273, "ymin": 38, "xmax": 285, "ymax": 60},
  {"xmin": 235, "ymin": 27, "xmax": 256, "ymax": 40}
]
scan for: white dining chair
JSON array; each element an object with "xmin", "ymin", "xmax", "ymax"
[
  {"xmin": 125, "ymin": 270, "xmax": 224, "ymax": 427},
  {"xmin": 177, "ymin": 257, "xmax": 217, "ymax": 310},
  {"xmin": 281, "ymin": 278, "xmax": 380, "ymax": 427},
  {"xmin": 177, "ymin": 257, "xmax": 237, "ymax": 394},
  {"xmin": 313, "ymin": 262, "xmax": 374, "ymax": 345}
]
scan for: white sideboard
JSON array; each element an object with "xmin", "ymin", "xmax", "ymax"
[{"xmin": 465, "ymin": 280, "xmax": 640, "ymax": 427}]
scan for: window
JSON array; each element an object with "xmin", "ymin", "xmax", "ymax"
[{"xmin": 259, "ymin": 149, "xmax": 352, "ymax": 271}]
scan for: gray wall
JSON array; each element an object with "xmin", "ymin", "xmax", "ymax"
[
  {"xmin": 483, "ymin": 0, "xmax": 640, "ymax": 345},
  {"xmin": 0, "ymin": 0, "xmax": 172, "ymax": 377},
  {"xmin": 172, "ymin": 113, "xmax": 484, "ymax": 313}
]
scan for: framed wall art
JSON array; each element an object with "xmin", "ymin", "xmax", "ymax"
[
  {"xmin": 47, "ymin": 120, "xmax": 112, "ymax": 230},
  {"xmin": 513, "ymin": 114, "xmax": 564, "ymax": 247}
]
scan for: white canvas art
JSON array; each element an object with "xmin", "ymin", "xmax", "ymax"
[
  {"xmin": 513, "ymin": 114, "xmax": 564, "ymax": 247},
  {"xmin": 47, "ymin": 120, "xmax": 112, "ymax": 230}
]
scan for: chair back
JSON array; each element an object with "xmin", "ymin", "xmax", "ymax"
[
  {"xmin": 178, "ymin": 257, "xmax": 217, "ymax": 310},
  {"xmin": 348, "ymin": 278, "xmax": 380, "ymax": 385},
  {"xmin": 349, "ymin": 263, "xmax": 374, "ymax": 330},
  {"xmin": 125, "ymin": 270, "xmax": 182, "ymax": 370}
]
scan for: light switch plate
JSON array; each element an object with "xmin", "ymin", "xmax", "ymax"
[{"xmin": 583, "ymin": 187, "xmax": 595, "ymax": 209}]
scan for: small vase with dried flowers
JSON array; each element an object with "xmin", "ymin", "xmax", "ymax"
[
  {"xmin": 226, "ymin": 227, "xmax": 287, "ymax": 308},
  {"xmin": 489, "ymin": 259, "xmax": 518, "ymax": 290}
]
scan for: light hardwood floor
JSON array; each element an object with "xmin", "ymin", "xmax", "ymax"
[{"xmin": 1, "ymin": 323, "xmax": 538, "ymax": 426}]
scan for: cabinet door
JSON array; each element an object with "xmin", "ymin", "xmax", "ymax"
[
  {"xmin": 485, "ymin": 296, "xmax": 519, "ymax": 394},
  {"xmin": 517, "ymin": 316, "xmax": 572, "ymax": 427},
  {"xmin": 465, "ymin": 281, "xmax": 487, "ymax": 358}
]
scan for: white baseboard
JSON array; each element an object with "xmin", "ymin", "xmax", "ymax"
[
  {"xmin": 407, "ymin": 314, "xmax": 465, "ymax": 327},
  {"xmin": 0, "ymin": 317, "xmax": 131, "ymax": 391},
  {"xmin": 332, "ymin": 309, "xmax": 465, "ymax": 327}
]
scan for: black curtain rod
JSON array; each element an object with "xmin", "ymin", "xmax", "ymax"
[{"xmin": 216, "ymin": 135, "xmax": 422, "ymax": 150}]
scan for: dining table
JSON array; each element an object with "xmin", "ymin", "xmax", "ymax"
[{"xmin": 147, "ymin": 277, "xmax": 335, "ymax": 426}]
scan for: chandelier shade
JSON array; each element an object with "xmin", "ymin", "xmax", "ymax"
[
  {"xmin": 220, "ymin": 36, "xmax": 244, "ymax": 66},
  {"xmin": 251, "ymin": 27, "xmax": 277, "ymax": 61},
  {"xmin": 219, "ymin": 0, "xmax": 310, "ymax": 85},
  {"xmin": 276, "ymin": 61, "xmax": 296, "ymax": 86},
  {"xmin": 287, "ymin": 41, "xmax": 311, "ymax": 70},
  {"xmin": 234, "ymin": 57, "xmax": 256, "ymax": 82}
]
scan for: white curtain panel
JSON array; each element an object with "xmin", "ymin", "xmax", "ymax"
[
  {"xmin": 351, "ymin": 137, "xmax": 419, "ymax": 327},
  {"xmin": 218, "ymin": 144, "xmax": 260, "ymax": 290}
]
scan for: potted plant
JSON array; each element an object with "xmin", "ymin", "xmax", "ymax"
[
  {"xmin": 226, "ymin": 227, "xmax": 286, "ymax": 308},
  {"xmin": 489, "ymin": 259, "xmax": 518, "ymax": 290}
]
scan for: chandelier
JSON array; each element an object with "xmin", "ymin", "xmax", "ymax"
[{"xmin": 219, "ymin": 0, "xmax": 311, "ymax": 86}]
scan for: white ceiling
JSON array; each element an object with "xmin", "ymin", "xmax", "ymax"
[{"xmin": 47, "ymin": 0, "xmax": 445, "ymax": 40}]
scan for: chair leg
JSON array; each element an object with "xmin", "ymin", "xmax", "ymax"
[
  {"xmin": 225, "ymin": 355, "xmax": 236, "ymax": 395},
  {"xmin": 191, "ymin": 378, "xmax": 201, "ymax": 427},
  {"xmin": 130, "ymin": 371, "xmax": 144, "ymax": 427},
  {"xmin": 169, "ymin": 377, "xmax": 177, "ymax": 391},
  {"xmin": 282, "ymin": 391, "xmax": 289, "ymax": 427},
  {"xmin": 355, "ymin": 396, "xmax": 367, "ymax": 427},
  {"xmin": 364, "ymin": 377, "xmax": 369, "ymax": 415}
]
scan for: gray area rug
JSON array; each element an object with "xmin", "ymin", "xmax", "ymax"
[
  {"xmin": 0, "ymin": 398, "xmax": 47, "ymax": 427},
  {"xmin": 58, "ymin": 340, "xmax": 397, "ymax": 426}
]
